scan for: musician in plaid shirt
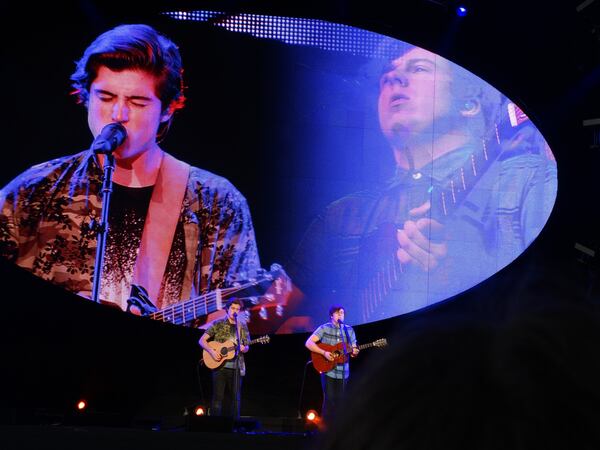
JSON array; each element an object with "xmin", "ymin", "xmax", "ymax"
[{"xmin": 306, "ymin": 305, "xmax": 359, "ymax": 422}]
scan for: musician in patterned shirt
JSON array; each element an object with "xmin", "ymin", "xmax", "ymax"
[
  {"xmin": 0, "ymin": 24, "xmax": 261, "ymax": 313},
  {"xmin": 199, "ymin": 299, "xmax": 250, "ymax": 417},
  {"xmin": 305, "ymin": 305, "xmax": 359, "ymax": 423}
]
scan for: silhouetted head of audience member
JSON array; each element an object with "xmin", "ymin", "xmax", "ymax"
[{"xmin": 316, "ymin": 296, "xmax": 600, "ymax": 449}]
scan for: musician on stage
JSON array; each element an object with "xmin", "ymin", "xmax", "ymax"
[
  {"xmin": 199, "ymin": 299, "xmax": 250, "ymax": 417},
  {"xmin": 305, "ymin": 305, "xmax": 359, "ymax": 423}
]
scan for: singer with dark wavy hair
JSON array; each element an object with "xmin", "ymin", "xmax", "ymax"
[
  {"xmin": 0, "ymin": 23, "xmax": 261, "ymax": 314},
  {"xmin": 305, "ymin": 305, "xmax": 359, "ymax": 424}
]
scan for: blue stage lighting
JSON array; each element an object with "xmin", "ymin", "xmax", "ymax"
[{"xmin": 456, "ymin": 5, "xmax": 468, "ymax": 17}]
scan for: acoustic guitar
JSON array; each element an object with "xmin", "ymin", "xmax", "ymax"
[
  {"xmin": 202, "ymin": 335, "xmax": 270, "ymax": 369},
  {"xmin": 311, "ymin": 338, "xmax": 387, "ymax": 373}
]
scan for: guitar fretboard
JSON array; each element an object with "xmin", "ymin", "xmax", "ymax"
[
  {"xmin": 149, "ymin": 285, "xmax": 240, "ymax": 325},
  {"xmin": 430, "ymin": 136, "xmax": 502, "ymax": 221},
  {"xmin": 223, "ymin": 337, "xmax": 268, "ymax": 352},
  {"xmin": 357, "ymin": 340, "xmax": 386, "ymax": 351},
  {"xmin": 146, "ymin": 265, "xmax": 285, "ymax": 326}
]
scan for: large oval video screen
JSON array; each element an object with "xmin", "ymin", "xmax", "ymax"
[{"xmin": 0, "ymin": 11, "xmax": 558, "ymax": 335}]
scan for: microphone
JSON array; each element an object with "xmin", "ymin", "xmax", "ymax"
[
  {"xmin": 91, "ymin": 122, "xmax": 127, "ymax": 154},
  {"xmin": 338, "ymin": 318, "xmax": 344, "ymax": 325}
]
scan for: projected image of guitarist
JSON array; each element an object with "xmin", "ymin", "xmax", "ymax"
[
  {"xmin": 199, "ymin": 299, "xmax": 250, "ymax": 418},
  {"xmin": 305, "ymin": 305, "xmax": 358, "ymax": 423},
  {"xmin": 286, "ymin": 39, "xmax": 558, "ymax": 327}
]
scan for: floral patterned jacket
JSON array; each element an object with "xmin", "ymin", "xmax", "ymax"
[{"xmin": 0, "ymin": 150, "xmax": 261, "ymax": 311}]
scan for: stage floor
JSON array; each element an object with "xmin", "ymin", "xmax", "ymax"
[{"xmin": 1, "ymin": 422, "xmax": 316, "ymax": 450}]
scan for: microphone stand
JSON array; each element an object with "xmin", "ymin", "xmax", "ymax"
[
  {"xmin": 91, "ymin": 153, "xmax": 116, "ymax": 304},
  {"xmin": 296, "ymin": 359, "xmax": 313, "ymax": 419},
  {"xmin": 339, "ymin": 321, "xmax": 348, "ymax": 393},
  {"xmin": 233, "ymin": 313, "xmax": 242, "ymax": 422}
]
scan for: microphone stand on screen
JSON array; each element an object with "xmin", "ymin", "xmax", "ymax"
[{"xmin": 89, "ymin": 123, "xmax": 127, "ymax": 304}]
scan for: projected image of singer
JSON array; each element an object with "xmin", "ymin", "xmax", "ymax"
[
  {"xmin": 0, "ymin": 24, "xmax": 261, "ymax": 313},
  {"xmin": 284, "ymin": 39, "xmax": 558, "ymax": 327}
]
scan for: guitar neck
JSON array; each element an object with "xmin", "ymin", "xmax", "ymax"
[
  {"xmin": 223, "ymin": 338, "xmax": 264, "ymax": 353},
  {"xmin": 430, "ymin": 137, "xmax": 502, "ymax": 222},
  {"xmin": 431, "ymin": 100, "xmax": 529, "ymax": 222},
  {"xmin": 145, "ymin": 264, "xmax": 288, "ymax": 326},
  {"xmin": 358, "ymin": 341, "xmax": 379, "ymax": 351},
  {"xmin": 148, "ymin": 286, "xmax": 237, "ymax": 325},
  {"xmin": 323, "ymin": 341, "xmax": 378, "ymax": 353}
]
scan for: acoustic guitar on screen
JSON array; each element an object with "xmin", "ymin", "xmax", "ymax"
[
  {"xmin": 311, "ymin": 338, "xmax": 388, "ymax": 373},
  {"xmin": 202, "ymin": 335, "xmax": 270, "ymax": 369}
]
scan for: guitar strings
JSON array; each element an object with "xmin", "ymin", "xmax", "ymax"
[{"xmin": 149, "ymin": 282, "xmax": 259, "ymax": 324}]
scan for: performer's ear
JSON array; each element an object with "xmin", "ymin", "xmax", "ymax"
[
  {"xmin": 460, "ymin": 98, "xmax": 481, "ymax": 117},
  {"xmin": 160, "ymin": 102, "xmax": 176, "ymax": 123}
]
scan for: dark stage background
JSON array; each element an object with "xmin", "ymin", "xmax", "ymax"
[{"xmin": 1, "ymin": 0, "xmax": 600, "ymax": 440}]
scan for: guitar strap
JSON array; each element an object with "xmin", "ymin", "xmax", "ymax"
[
  {"xmin": 339, "ymin": 324, "xmax": 352, "ymax": 383},
  {"xmin": 132, "ymin": 152, "xmax": 190, "ymax": 309},
  {"xmin": 344, "ymin": 326, "xmax": 352, "ymax": 343}
]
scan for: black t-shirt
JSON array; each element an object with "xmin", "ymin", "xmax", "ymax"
[{"xmin": 100, "ymin": 183, "xmax": 186, "ymax": 308}]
